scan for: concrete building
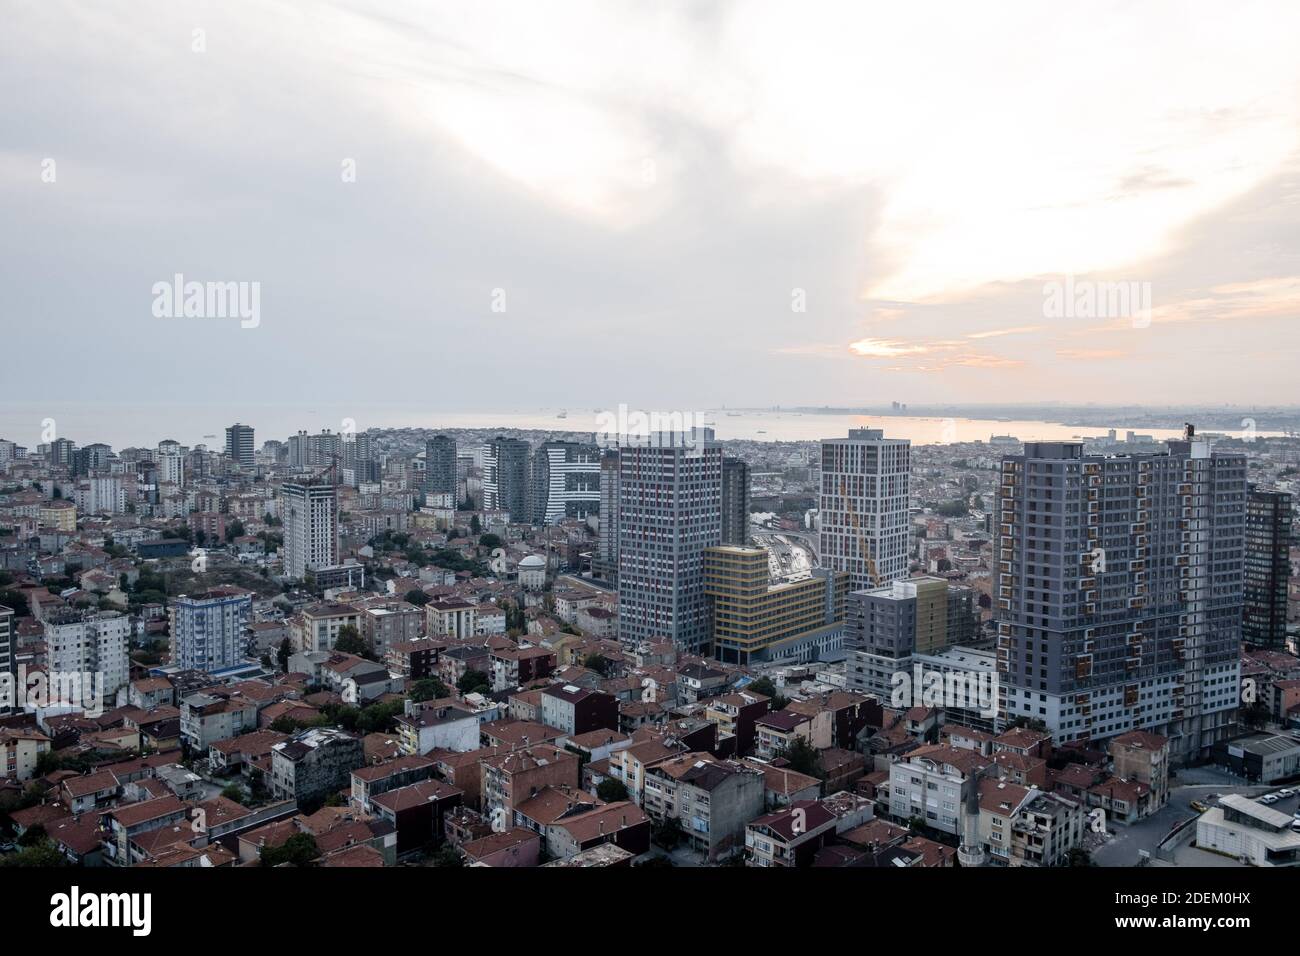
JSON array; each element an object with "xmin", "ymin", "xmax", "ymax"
[
  {"xmin": 594, "ymin": 450, "xmax": 620, "ymax": 584},
  {"xmin": 296, "ymin": 602, "xmax": 361, "ymax": 654},
  {"xmin": 540, "ymin": 683, "xmax": 618, "ymax": 736},
  {"xmin": 1109, "ymin": 730, "xmax": 1170, "ymax": 809},
  {"xmin": 1243, "ymin": 488, "xmax": 1291, "ymax": 648},
  {"xmin": 819, "ymin": 428, "xmax": 911, "ymax": 590},
  {"xmin": 424, "ymin": 435, "xmax": 458, "ymax": 500},
  {"xmin": 482, "ymin": 436, "xmax": 530, "ymax": 522},
  {"xmin": 169, "ymin": 587, "xmax": 252, "ymax": 673},
  {"xmin": 616, "ymin": 429, "xmax": 722, "ymax": 653},
  {"xmin": 529, "ymin": 440, "xmax": 600, "ymax": 524},
  {"xmin": 995, "ymin": 429, "xmax": 1246, "ymax": 761},
  {"xmin": 640, "ymin": 752, "xmax": 765, "ymax": 862},
  {"xmin": 846, "ymin": 576, "xmax": 978, "ymax": 699},
  {"xmin": 43, "ymin": 609, "xmax": 131, "ymax": 704},
  {"xmin": 225, "ymin": 423, "xmax": 255, "ymax": 470},
  {"xmin": 283, "ymin": 479, "xmax": 339, "ymax": 580},
  {"xmin": 888, "ymin": 744, "xmax": 991, "ymax": 836},
  {"xmin": 270, "ymin": 728, "xmax": 365, "ymax": 805},
  {"xmin": 0, "ymin": 605, "xmax": 13, "ymax": 715},
  {"xmin": 704, "ymin": 545, "xmax": 847, "ymax": 665},
  {"xmin": 721, "ymin": 456, "xmax": 751, "ymax": 546},
  {"xmin": 1197, "ymin": 794, "xmax": 1300, "ymax": 866}
]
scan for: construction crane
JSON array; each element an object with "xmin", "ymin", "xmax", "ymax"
[{"xmin": 838, "ymin": 474, "xmax": 882, "ymax": 587}]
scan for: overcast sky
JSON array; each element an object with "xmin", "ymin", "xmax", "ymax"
[{"xmin": 3, "ymin": 0, "xmax": 1299, "ymax": 416}]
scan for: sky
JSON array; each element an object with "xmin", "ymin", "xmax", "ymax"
[{"xmin": 2, "ymin": 0, "xmax": 1299, "ymax": 425}]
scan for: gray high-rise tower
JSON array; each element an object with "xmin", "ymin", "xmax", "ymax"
[
  {"xmin": 1243, "ymin": 487, "xmax": 1292, "ymax": 648},
  {"xmin": 424, "ymin": 435, "xmax": 458, "ymax": 500},
  {"xmin": 995, "ymin": 428, "xmax": 1246, "ymax": 762},
  {"xmin": 721, "ymin": 456, "xmax": 751, "ymax": 546},
  {"xmin": 225, "ymin": 423, "xmax": 255, "ymax": 469},
  {"xmin": 616, "ymin": 429, "xmax": 722, "ymax": 653},
  {"xmin": 482, "ymin": 436, "xmax": 530, "ymax": 522}
]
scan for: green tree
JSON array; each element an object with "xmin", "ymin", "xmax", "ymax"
[
  {"xmin": 746, "ymin": 677, "xmax": 787, "ymax": 709},
  {"xmin": 260, "ymin": 833, "xmax": 320, "ymax": 867},
  {"xmin": 597, "ymin": 778, "xmax": 629, "ymax": 802},
  {"xmin": 774, "ymin": 737, "xmax": 823, "ymax": 779},
  {"xmin": 220, "ymin": 785, "xmax": 246, "ymax": 804},
  {"xmin": 405, "ymin": 588, "xmax": 431, "ymax": 607},
  {"xmin": 410, "ymin": 678, "xmax": 451, "ymax": 703},
  {"xmin": 276, "ymin": 637, "xmax": 293, "ymax": 673},
  {"xmin": 583, "ymin": 653, "xmax": 611, "ymax": 677},
  {"xmin": 0, "ymin": 840, "xmax": 68, "ymax": 868},
  {"xmin": 333, "ymin": 625, "xmax": 374, "ymax": 660},
  {"xmin": 478, "ymin": 533, "xmax": 502, "ymax": 550},
  {"xmin": 457, "ymin": 669, "xmax": 491, "ymax": 696},
  {"xmin": 470, "ymin": 514, "xmax": 482, "ymax": 535}
]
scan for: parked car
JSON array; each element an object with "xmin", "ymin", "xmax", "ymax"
[
  {"xmin": 1277, "ymin": 788, "xmax": 1295, "ymax": 797},
  {"xmin": 1190, "ymin": 801, "xmax": 1209, "ymax": 813},
  {"xmin": 1260, "ymin": 794, "xmax": 1280, "ymax": 804}
]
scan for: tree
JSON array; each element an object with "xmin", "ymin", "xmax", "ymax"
[
  {"xmin": 0, "ymin": 840, "xmax": 68, "ymax": 868},
  {"xmin": 746, "ymin": 676, "xmax": 788, "ymax": 710},
  {"xmin": 457, "ymin": 669, "xmax": 491, "ymax": 695},
  {"xmin": 276, "ymin": 637, "xmax": 293, "ymax": 673},
  {"xmin": 470, "ymin": 514, "xmax": 482, "ymax": 535},
  {"xmin": 429, "ymin": 845, "xmax": 463, "ymax": 867},
  {"xmin": 774, "ymin": 737, "xmax": 823, "ymax": 779},
  {"xmin": 224, "ymin": 519, "xmax": 246, "ymax": 543},
  {"xmin": 0, "ymin": 590, "xmax": 29, "ymax": 617},
  {"xmin": 583, "ymin": 653, "xmax": 611, "ymax": 677},
  {"xmin": 405, "ymin": 588, "xmax": 430, "ymax": 607},
  {"xmin": 260, "ymin": 833, "xmax": 319, "ymax": 867},
  {"xmin": 220, "ymin": 785, "xmax": 246, "ymax": 804},
  {"xmin": 652, "ymin": 816, "xmax": 684, "ymax": 850},
  {"xmin": 410, "ymin": 678, "xmax": 451, "ymax": 703},
  {"xmin": 1066, "ymin": 847, "xmax": 1095, "ymax": 867},
  {"xmin": 333, "ymin": 625, "xmax": 374, "ymax": 660},
  {"xmin": 479, "ymin": 533, "xmax": 502, "ymax": 550},
  {"xmin": 597, "ymin": 778, "xmax": 629, "ymax": 802}
]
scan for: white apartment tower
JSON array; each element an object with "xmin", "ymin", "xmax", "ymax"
[
  {"xmin": 43, "ymin": 609, "xmax": 131, "ymax": 704},
  {"xmin": 283, "ymin": 480, "xmax": 339, "ymax": 581},
  {"xmin": 819, "ymin": 428, "xmax": 911, "ymax": 591}
]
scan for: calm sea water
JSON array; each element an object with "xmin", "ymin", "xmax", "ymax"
[{"xmin": 0, "ymin": 402, "xmax": 1256, "ymax": 451}]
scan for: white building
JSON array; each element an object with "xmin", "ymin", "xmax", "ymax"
[
  {"xmin": 819, "ymin": 428, "xmax": 911, "ymax": 590},
  {"xmin": 43, "ymin": 609, "xmax": 131, "ymax": 705},
  {"xmin": 283, "ymin": 480, "xmax": 339, "ymax": 580}
]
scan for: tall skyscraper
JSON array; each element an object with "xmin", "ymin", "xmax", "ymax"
[
  {"xmin": 819, "ymin": 428, "xmax": 911, "ymax": 590},
  {"xmin": 225, "ymin": 423, "xmax": 255, "ymax": 469},
  {"xmin": 0, "ymin": 604, "xmax": 14, "ymax": 715},
  {"xmin": 1243, "ymin": 487, "xmax": 1292, "ymax": 648},
  {"xmin": 424, "ymin": 435, "xmax": 458, "ymax": 500},
  {"xmin": 995, "ymin": 430, "xmax": 1246, "ymax": 761},
  {"xmin": 529, "ymin": 440, "xmax": 600, "ymax": 524},
  {"xmin": 283, "ymin": 479, "xmax": 339, "ymax": 580},
  {"xmin": 616, "ymin": 429, "xmax": 722, "ymax": 653},
  {"xmin": 595, "ymin": 450, "xmax": 620, "ymax": 583},
  {"xmin": 720, "ymin": 456, "xmax": 751, "ymax": 545},
  {"xmin": 170, "ymin": 587, "xmax": 253, "ymax": 674},
  {"xmin": 483, "ymin": 436, "xmax": 530, "ymax": 521}
]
